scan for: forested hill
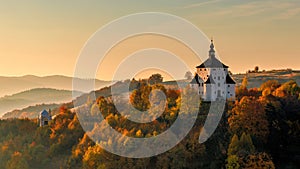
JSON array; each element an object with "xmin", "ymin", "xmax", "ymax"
[
  {"xmin": 2, "ymin": 69, "xmax": 300, "ymax": 119},
  {"xmin": 0, "ymin": 78, "xmax": 299, "ymax": 168}
]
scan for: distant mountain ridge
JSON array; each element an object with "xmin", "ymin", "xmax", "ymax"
[
  {"xmin": 0, "ymin": 75, "xmax": 112, "ymax": 98},
  {"xmin": 1, "ymin": 69, "xmax": 299, "ymax": 119},
  {"xmin": 0, "ymin": 88, "xmax": 82, "ymax": 117},
  {"xmin": 2, "ymin": 103, "xmax": 60, "ymax": 119}
]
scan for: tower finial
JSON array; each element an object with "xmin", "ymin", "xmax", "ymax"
[{"xmin": 209, "ymin": 37, "xmax": 215, "ymax": 58}]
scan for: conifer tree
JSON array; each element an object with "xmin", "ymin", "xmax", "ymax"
[
  {"xmin": 227, "ymin": 134, "xmax": 239, "ymax": 156},
  {"xmin": 239, "ymin": 132, "xmax": 255, "ymax": 155}
]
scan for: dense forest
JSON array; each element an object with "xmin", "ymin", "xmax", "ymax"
[{"xmin": 0, "ymin": 76, "xmax": 299, "ymax": 169}]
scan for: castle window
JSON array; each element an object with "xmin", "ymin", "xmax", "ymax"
[
  {"xmin": 218, "ymin": 83, "xmax": 220, "ymax": 87},
  {"xmin": 218, "ymin": 76, "xmax": 220, "ymax": 80},
  {"xmin": 228, "ymin": 91, "xmax": 230, "ymax": 94},
  {"xmin": 228, "ymin": 85, "xmax": 230, "ymax": 87}
]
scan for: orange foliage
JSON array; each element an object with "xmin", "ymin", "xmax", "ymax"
[{"xmin": 228, "ymin": 96, "xmax": 269, "ymax": 142}]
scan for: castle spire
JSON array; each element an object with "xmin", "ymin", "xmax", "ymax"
[{"xmin": 209, "ymin": 38, "xmax": 215, "ymax": 59}]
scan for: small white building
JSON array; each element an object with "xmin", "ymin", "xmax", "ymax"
[
  {"xmin": 38, "ymin": 109, "xmax": 52, "ymax": 127},
  {"xmin": 190, "ymin": 40, "xmax": 236, "ymax": 101}
]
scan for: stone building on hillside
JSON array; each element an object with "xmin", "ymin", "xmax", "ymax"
[{"xmin": 38, "ymin": 109, "xmax": 52, "ymax": 127}]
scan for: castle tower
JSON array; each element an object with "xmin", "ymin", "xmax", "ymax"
[{"xmin": 190, "ymin": 39, "xmax": 236, "ymax": 101}]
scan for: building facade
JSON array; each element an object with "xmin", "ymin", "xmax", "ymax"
[
  {"xmin": 38, "ymin": 109, "xmax": 52, "ymax": 127},
  {"xmin": 190, "ymin": 40, "xmax": 235, "ymax": 101}
]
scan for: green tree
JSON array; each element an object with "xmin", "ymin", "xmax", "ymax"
[
  {"xmin": 227, "ymin": 134, "xmax": 239, "ymax": 156},
  {"xmin": 239, "ymin": 133, "xmax": 255, "ymax": 155}
]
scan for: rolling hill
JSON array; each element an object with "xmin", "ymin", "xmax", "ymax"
[
  {"xmin": 0, "ymin": 75, "xmax": 112, "ymax": 98},
  {"xmin": 2, "ymin": 69, "xmax": 299, "ymax": 119},
  {"xmin": 0, "ymin": 88, "xmax": 82, "ymax": 117},
  {"xmin": 232, "ymin": 69, "xmax": 300, "ymax": 88},
  {"xmin": 2, "ymin": 103, "xmax": 60, "ymax": 119}
]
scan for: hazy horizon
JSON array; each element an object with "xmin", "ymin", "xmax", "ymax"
[
  {"xmin": 0, "ymin": 67, "xmax": 299, "ymax": 81},
  {"xmin": 0, "ymin": 0, "xmax": 299, "ymax": 80}
]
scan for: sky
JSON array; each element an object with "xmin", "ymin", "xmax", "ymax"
[{"xmin": 0, "ymin": 0, "xmax": 299, "ymax": 80}]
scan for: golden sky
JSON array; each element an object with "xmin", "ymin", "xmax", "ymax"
[{"xmin": 0, "ymin": 0, "xmax": 299, "ymax": 80}]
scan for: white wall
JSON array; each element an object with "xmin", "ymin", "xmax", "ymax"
[
  {"xmin": 196, "ymin": 67, "xmax": 235, "ymax": 101},
  {"xmin": 226, "ymin": 84, "xmax": 235, "ymax": 100}
]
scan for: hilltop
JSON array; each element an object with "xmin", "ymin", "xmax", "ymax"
[{"xmin": 232, "ymin": 69, "xmax": 300, "ymax": 88}]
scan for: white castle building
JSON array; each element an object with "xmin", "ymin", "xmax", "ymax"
[{"xmin": 190, "ymin": 40, "xmax": 235, "ymax": 101}]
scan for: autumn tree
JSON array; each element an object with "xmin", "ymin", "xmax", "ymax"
[
  {"xmin": 227, "ymin": 134, "xmax": 239, "ymax": 156},
  {"xmin": 184, "ymin": 71, "xmax": 193, "ymax": 80},
  {"xmin": 226, "ymin": 155, "xmax": 240, "ymax": 169},
  {"xmin": 259, "ymin": 80, "xmax": 280, "ymax": 97},
  {"xmin": 254, "ymin": 66, "xmax": 259, "ymax": 73},
  {"xmin": 274, "ymin": 80, "xmax": 300, "ymax": 97},
  {"xmin": 226, "ymin": 133, "xmax": 262, "ymax": 169},
  {"xmin": 6, "ymin": 152, "xmax": 29, "ymax": 169},
  {"xmin": 241, "ymin": 152, "xmax": 275, "ymax": 169},
  {"xmin": 236, "ymin": 76, "xmax": 249, "ymax": 100},
  {"xmin": 148, "ymin": 73, "xmax": 163, "ymax": 85},
  {"xmin": 130, "ymin": 83, "xmax": 167, "ymax": 112},
  {"xmin": 264, "ymin": 85, "xmax": 300, "ymax": 167},
  {"xmin": 227, "ymin": 133, "xmax": 255, "ymax": 156},
  {"xmin": 241, "ymin": 76, "xmax": 248, "ymax": 89},
  {"xmin": 228, "ymin": 96, "xmax": 269, "ymax": 142}
]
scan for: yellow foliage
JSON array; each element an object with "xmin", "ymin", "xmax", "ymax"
[{"xmin": 136, "ymin": 129, "xmax": 143, "ymax": 137}]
